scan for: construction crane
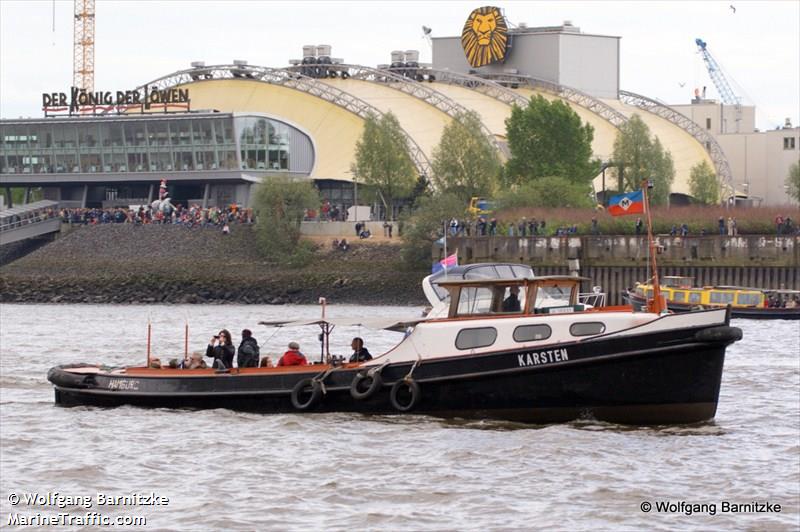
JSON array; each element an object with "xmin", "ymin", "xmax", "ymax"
[
  {"xmin": 73, "ymin": 0, "xmax": 95, "ymax": 92},
  {"xmin": 695, "ymin": 38, "xmax": 742, "ymax": 132}
]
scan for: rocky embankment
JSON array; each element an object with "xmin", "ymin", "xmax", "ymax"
[{"xmin": 0, "ymin": 225, "xmax": 428, "ymax": 305}]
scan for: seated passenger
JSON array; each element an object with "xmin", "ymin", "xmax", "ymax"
[
  {"xmin": 277, "ymin": 342, "xmax": 307, "ymax": 366},
  {"xmin": 260, "ymin": 356, "xmax": 274, "ymax": 368},
  {"xmin": 188, "ymin": 351, "xmax": 208, "ymax": 369},
  {"xmin": 502, "ymin": 286, "xmax": 522, "ymax": 312},
  {"xmin": 206, "ymin": 329, "xmax": 235, "ymax": 369},
  {"xmin": 349, "ymin": 337, "xmax": 373, "ymax": 363},
  {"xmin": 149, "ymin": 357, "xmax": 162, "ymax": 369}
]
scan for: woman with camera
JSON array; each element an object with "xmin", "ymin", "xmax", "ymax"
[{"xmin": 206, "ymin": 329, "xmax": 235, "ymax": 369}]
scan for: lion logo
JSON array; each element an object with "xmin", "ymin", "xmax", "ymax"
[{"xmin": 461, "ymin": 6, "xmax": 509, "ymax": 68}]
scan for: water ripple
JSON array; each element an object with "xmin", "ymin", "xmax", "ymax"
[{"xmin": 1, "ymin": 304, "xmax": 798, "ymax": 530}]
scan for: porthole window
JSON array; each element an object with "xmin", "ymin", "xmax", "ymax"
[
  {"xmin": 513, "ymin": 324, "xmax": 552, "ymax": 342},
  {"xmin": 570, "ymin": 322, "xmax": 606, "ymax": 337},
  {"xmin": 455, "ymin": 327, "xmax": 497, "ymax": 350}
]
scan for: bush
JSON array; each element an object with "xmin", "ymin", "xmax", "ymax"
[
  {"xmin": 496, "ymin": 176, "xmax": 594, "ymax": 209},
  {"xmin": 401, "ymin": 192, "xmax": 467, "ymax": 269}
]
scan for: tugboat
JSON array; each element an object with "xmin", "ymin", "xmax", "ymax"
[
  {"xmin": 47, "ymin": 183, "xmax": 743, "ymax": 424},
  {"xmin": 48, "ymin": 273, "xmax": 741, "ymax": 424}
]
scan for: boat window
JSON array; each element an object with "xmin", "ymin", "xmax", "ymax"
[
  {"xmin": 737, "ymin": 293, "xmax": 761, "ymax": 306},
  {"xmin": 513, "ymin": 324, "xmax": 552, "ymax": 342},
  {"xmin": 455, "ymin": 327, "xmax": 497, "ymax": 350},
  {"xmin": 570, "ymin": 322, "xmax": 606, "ymax": 336},
  {"xmin": 457, "ymin": 287, "xmax": 494, "ymax": 315},
  {"xmin": 535, "ymin": 285, "xmax": 572, "ymax": 308},
  {"xmin": 672, "ymin": 291, "xmax": 686, "ymax": 303},
  {"xmin": 709, "ymin": 291, "xmax": 735, "ymax": 304},
  {"xmin": 689, "ymin": 292, "xmax": 702, "ymax": 304}
]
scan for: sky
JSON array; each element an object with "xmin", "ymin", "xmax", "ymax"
[{"xmin": 1, "ymin": 0, "xmax": 798, "ymax": 130}]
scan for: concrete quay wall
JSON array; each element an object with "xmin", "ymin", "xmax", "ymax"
[{"xmin": 441, "ymin": 235, "xmax": 799, "ymax": 267}]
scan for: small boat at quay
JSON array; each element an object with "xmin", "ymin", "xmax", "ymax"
[
  {"xmin": 48, "ymin": 274, "xmax": 742, "ymax": 425},
  {"xmin": 624, "ymin": 276, "xmax": 800, "ymax": 320}
]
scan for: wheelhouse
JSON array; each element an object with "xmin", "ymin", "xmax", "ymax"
[{"xmin": 437, "ymin": 276, "xmax": 591, "ymax": 319}]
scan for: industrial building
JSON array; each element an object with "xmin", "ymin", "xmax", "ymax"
[{"xmin": 1, "ymin": 7, "xmax": 797, "ymax": 210}]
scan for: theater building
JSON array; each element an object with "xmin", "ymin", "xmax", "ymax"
[{"xmin": 1, "ymin": 7, "xmax": 796, "ymax": 210}]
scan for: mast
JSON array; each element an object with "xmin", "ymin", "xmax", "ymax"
[{"xmin": 643, "ymin": 182, "xmax": 665, "ymax": 314}]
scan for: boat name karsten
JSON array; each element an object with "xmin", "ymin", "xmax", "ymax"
[{"xmin": 517, "ymin": 348, "xmax": 569, "ymax": 367}]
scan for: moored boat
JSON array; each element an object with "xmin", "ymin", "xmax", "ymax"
[
  {"xmin": 48, "ymin": 275, "xmax": 742, "ymax": 424},
  {"xmin": 624, "ymin": 276, "xmax": 800, "ymax": 320}
]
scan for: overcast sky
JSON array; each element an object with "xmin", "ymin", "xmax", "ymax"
[{"xmin": 1, "ymin": 0, "xmax": 798, "ymax": 130}]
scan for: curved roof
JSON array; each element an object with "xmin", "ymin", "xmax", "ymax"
[
  {"xmin": 136, "ymin": 63, "xmax": 727, "ymax": 198},
  {"xmin": 600, "ymin": 98, "xmax": 714, "ymax": 195}
]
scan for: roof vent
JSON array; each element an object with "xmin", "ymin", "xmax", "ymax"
[
  {"xmin": 190, "ymin": 61, "xmax": 205, "ymax": 68},
  {"xmin": 233, "ymin": 59, "xmax": 248, "ymax": 66}
]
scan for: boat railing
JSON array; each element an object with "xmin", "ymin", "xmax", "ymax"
[{"xmin": 579, "ymin": 291, "xmax": 607, "ymax": 308}]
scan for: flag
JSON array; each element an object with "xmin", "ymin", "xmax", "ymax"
[
  {"xmin": 432, "ymin": 253, "xmax": 458, "ymax": 273},
  {"xmin": 608, "ymin": 190, "xmax": 644, "ymax": 216}
]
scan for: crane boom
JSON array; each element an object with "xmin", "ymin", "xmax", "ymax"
[
  {"xmin": 73, "ymin": 0, "xmax": 95, "ymax": 92},
  {"xmin": 694, "ymin": 38, "xmax": 740, "ymax": 106}
]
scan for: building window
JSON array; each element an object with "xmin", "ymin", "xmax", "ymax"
[
  {"xmin": 706, "ymin": 118, "xmax": 711, "ymax": 130},
  {"xmin": 784, "ymin": 137, "xmax": 796, "ymax": 150}
]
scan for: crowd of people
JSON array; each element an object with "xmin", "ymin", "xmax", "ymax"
[
  {"xmin": 150, "ymin": 330, "xmax": 374, "ymax": 370},
  {"xmin": 57, "ymin": 203, "xmax": 254, "ymax": 229}
]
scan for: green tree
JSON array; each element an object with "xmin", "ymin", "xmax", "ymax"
[
  {"xmin": 252, "ymin": 176, "xmax": 320, "ymax": 264},
  {"xmin": 400, "ymin": 192, "xmax": 466, "ymax": 269},
  {"xmin": 430, "ymin": 111, "xmax": 501, "ymax": 203},
  {"xmin": 688, "ymin": 160, "xmax": 719, "ymax": 204},
  {"xmin": 496, "ymin": 176, "xmax": 593, "ymax": 209},
  {"xmin": 612, "ymin": 114, "xmax": 675, "ymax": 205},
  {"xmin": 786, "ymin": 161, "xmax": 800, "ymax": 203},
  {"xmin": 352, "ymin": 111, "xmax": 417, "ymax": 220},
  {"xmin": 504, "ymin": 95, "xmax": 599, "ymax": 185}
]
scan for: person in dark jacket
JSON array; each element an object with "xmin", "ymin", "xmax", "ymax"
[
  {"xmin": 237, "ymin": 329, "xmax": 260, "ymax": 368},
  {"xmin": 206, "ymin": 329, "xmax": 235, "ymax": 369},
  {"xmin": 349, "ymin": 337, "xmax": 372, "ymax": 363}
]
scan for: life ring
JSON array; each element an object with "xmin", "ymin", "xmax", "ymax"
[
  {"xmin": 390, "ymin": 379, "xmax": 421, "ymax": 412},
  {"xmin": 350, "ymin": 371, "xmax": 383, "ymax": 400},
  {"xmin": 291, "ymin": 378, "xmax": 322, "ymax": 410}
]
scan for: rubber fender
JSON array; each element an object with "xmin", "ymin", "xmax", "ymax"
[
  {"xmin": 694, "ymin": 325, "xmax": 743, "ymax": 344},
  {"xmin": 350, "ymin": 371, "xmax": 383, "ymax": 400},
  {"xmin": 389, "ymin": 379, "xmax": 421, "ymax": 412},
  {"xmin": 291, "ymin": 378, "xmax": 323, "ymax": 410}
]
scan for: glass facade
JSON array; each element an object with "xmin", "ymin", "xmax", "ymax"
[{"xmin": 0, "ymin": 114, "xmax": 313, "ymax": 175}]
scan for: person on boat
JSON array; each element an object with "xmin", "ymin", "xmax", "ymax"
[
  {"xmin": 502, "ymin": 286, "xmax": 522, "ymax": 312},
  {"xmin": 349, "ymin": 337, "xmax": 373, "ymax": 363},
  {"xmin": 188, "ymin": 351, "xmax": 208, "ymax": 369},
  {"xmin": 260, "ymin": 356, "xmax": 273, "ymax": 367},
  {"xmin": 206, "ymin": 329, "xmax": 235, "ymax": 369},
  {"xmin": 277, "ymin": 342, "xmax": 307, "ymax": 366},
  {"xmin": 237, "ymin": 329, "xmax": 260, "ymax": 368}
]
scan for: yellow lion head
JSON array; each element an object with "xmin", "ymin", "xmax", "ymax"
[{"xmin": 461, "ymin": 6, "xmax": 508, "ymax": 68}]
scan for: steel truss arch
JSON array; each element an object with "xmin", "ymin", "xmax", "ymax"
[
  {"xmin": 284, "ymin": 64, "xmax": 502, "ymax": 154},
  {"xmin": 619, "ymin": 90, "xmax": 734, "ymax": 198},
  {"xmin": 127, "ymin": 64, "xmax": 432, "ymax": 178},
  {"xmin": 480, "ymin": 73, "xmax": 629, "ymax": 128}
]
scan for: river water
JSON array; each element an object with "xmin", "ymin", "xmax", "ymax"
[{"xmin": 0, "ymin": 303, "xmax": 798, "ymax": 531}]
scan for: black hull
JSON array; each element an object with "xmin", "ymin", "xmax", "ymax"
[
  {"xmin": 623, "ymin": 291, "xmax": 800, "ymax": 320},
  {"xmin": 49, "ymin": 319, "xmax": 742, "ymax": 425}
]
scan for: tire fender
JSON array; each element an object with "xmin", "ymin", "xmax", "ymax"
[
  {"xmin": 350, "ymin": 371, "xmax": 383, "ymax": 400},
  {"xmin": 390, "ymin": 378, "xmax": 421, "ymax": 412},
  {"xmin": 291, "ymin": 378, "xmax": 323, "ymax": 410}
]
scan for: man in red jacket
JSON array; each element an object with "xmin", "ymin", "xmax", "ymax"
[{"xmin": 277, "ymin": 341, "xmax": 307, "ymax": 366}]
